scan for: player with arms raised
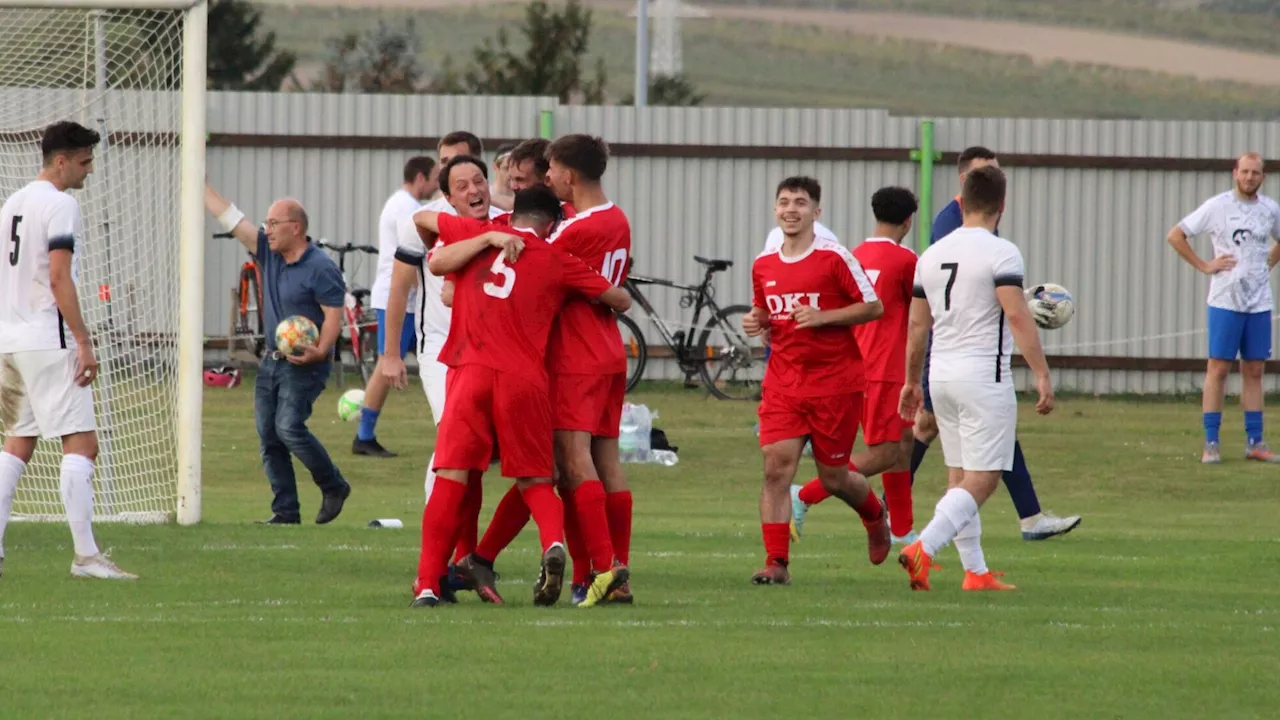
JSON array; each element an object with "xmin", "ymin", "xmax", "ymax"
[
  {"xmin": 898, "ymin": 165, "xmax": 1053, "ymax": 592},
  {"xmin": 0, "ymin": 121, "xmax": 136, "ymax": 580},
  {"xmin": 409, "ymin": 186, "xmax": 631, "ymax": 608},
  {"xmin": 743, "ymin": 176, "xmax": 890, "ymax": 586}
]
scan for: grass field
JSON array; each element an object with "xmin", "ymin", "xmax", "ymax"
[
  {"xmin": 2, "ymin": 380, "xmax": 1280, "ymax": 718},
  {"xmin": 259, "ymin": 4, "xmax": 1280, "ymax": 118}
]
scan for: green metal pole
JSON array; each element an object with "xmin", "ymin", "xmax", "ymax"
[
  {"xmin": 908, "ymin": 119, "xmax": 939, "ymax": 253},
  {"xmin": 539, "ymin": 109, "xmax": 554, "ymax": 140}
]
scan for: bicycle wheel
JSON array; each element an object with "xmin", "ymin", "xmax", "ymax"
[
  {"xmin": 357, "ymin": 326, "xmax": 378, "ymax": 385},
  {"xmin": 238, "ymin": 268, "xmax": 266, "ymax": 358},
  {"xmin": 617, "ymin": 312, "xmax": 647, "ymax": 393},
  {"xmin": 696, "ymin": 304, "xmax": 765, "ymax": 401}
]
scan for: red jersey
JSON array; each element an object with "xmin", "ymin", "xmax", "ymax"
[
  {"xmin": 752, "ymin": 237, "xmax": 878, "ymax": 397},
  {"xmin": 851, "ymin": 238, "xmax": 917, "ymax": 383},
  {"xmin": 434, "ymin": 227, "xmax": 614, "ymax": 386},
  {"xmin": 545, "ymin": 202, "xmax": 631, "ymax": 375}
]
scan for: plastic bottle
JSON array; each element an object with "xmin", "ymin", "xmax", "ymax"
[{"xmin": 618, "ymin": 403, "xmax": 640, "ymax": 462}]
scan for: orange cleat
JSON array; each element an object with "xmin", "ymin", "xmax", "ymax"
[
  {"xmin": 962, "ymin": 570, "xmax": 1016, "ymax": 591},
  {"xmin": 898, "ymin": 540, "xmax": 932, "ymax": 591},
  {"xmin": 863, "ymin": 507, "xmax": 891, "ymax": 565}
]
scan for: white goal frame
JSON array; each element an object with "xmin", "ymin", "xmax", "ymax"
[{"xmin": 0, "ymin": 0, "xmax": 206, "ymax": 525}]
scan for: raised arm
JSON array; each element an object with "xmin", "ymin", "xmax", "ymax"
[
  {"xmin": 427, "ymin": 231, "xmax": 523, "ymax": 276},
  {"xmin": 205, "ymin": 183, "xmax": 258, "ymax": 254}
]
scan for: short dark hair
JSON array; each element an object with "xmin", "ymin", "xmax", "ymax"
[
  {"xmin": 41, "ymin": 121, "xmax": 100, "ymax": 165},
  {"xmin": 403, "ymin": 155, "xmax": 436, "ymax": 184},
  {"xmin": 439, "ymin": 131, "xmax": 483, "ymax": 157},
  {"xmin": 511, "ymin": 185, "xmax": 562, "ymax": 226},
  {"xmin": 546, "ymin": 134, "xmax": 609, "ymax": 182},
  {"xmin": 957, "ymin": 145, "xmax": 997, "ymax": 174},
  {"xmin": 960, "ymin": 165, "xmax": 1006, "ymax": 216},
  {"xmin": 439, "ymin": 155, "xmax": 489, "ymax": 196},
  {"xmin": 494, "ymin": 142, "xmax": 518, "ymax": 158},
  {"xmin": 775, "ymin": 176, "xmax": 821, "ymax": 205},
  {"xmin": 871, "ymin": 186, "xmax": 918, "ymax": 225},
  {"xmin": 508, "ymin": 138, "xmax": 550, "ymax": 178}
]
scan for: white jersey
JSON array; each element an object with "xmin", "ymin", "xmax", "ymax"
[
  {"xmin": 1177, "ymin": 190, "xmax": 1280, "ymax": 314},
  {"xmin": 370, "ymin": 189, "xmax": 422, "ymax": 311},
  {"xmin": 0, "ymin": 181, "xmax": 84, "ymax": 352},
  {"xmin": 763, "ymin": 220, "xmax": 837, "ymax": 252},
  {"xmin": 914, "ymin": 227, "xmax": 1025, "ymax": 384},
  {"xmin": 409, "ymin": 196, "xmax": 506, "ymax": 343}
]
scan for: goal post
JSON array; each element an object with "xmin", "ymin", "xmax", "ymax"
[{"xmin": 0, "ymin": 0, "xmax": 206, "ymax": 525}]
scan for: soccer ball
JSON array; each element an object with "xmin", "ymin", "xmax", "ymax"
[
  {"xmin": 1025, "ymin": 283, "xmax": 1075, "ymax": 330},
  {"xmin": 338, "ymin": 389, "xmax": 365, "ymax": 422},
  {"xmin": 275, "ymin": 315, "xmax": 319, "ymax": 356}
]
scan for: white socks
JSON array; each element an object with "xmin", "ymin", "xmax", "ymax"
[
  {"xmin": 60, "ymin": 454, "xmax": 99, "ymax": 558},
  {"xmin": 919, "ymin": 487, "xmax": 979, "ymax": 558},
  {"xmin": 424, "ymin": 453, "xmax": 437, "ymax": 504},
  {"xmin": 953, "ymin": 511, "xmax": 987, "ymax": 575},
  {"xmin": 0, "ymin": 451, "xmax": 25, "ymax": 558}
]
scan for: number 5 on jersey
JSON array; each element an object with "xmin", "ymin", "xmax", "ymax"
[
  {"xmin": 8, "ymin": 215, "xmax": 21, "ymax": 266},
  {"xmin": 483, "ymin": 254, "xmax": 516, "ymax": 299}
]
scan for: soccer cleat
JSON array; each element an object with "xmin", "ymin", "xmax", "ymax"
[
  {"xmin": 570, "ymin": 583, "xmax": 589, "ymax": 605},
  {"xmin": 789, "ymin": 484, "xmax": 809, "ymax": 541},
  {"xmin": 750, "ymin": 561, "xmax": 791, "ymax": 585},
  {"xmin": 455, "ymin": 554, "xmax": 503, "ymax": 604},
  {"xmin": 962, "ymin": 570, "xmax": 1016, "ymax": 591},
  {"xmin": 1020, "ymin": 512, "xmax": 1082, "ymax": 541},
  {"xmin": 898, "ymin": 540, "xmax": 932, "ymax": 591},
  {"xmin": 1246, "ymin": 442, "xmax": 1280, "ymax": 462},
  {"xmin": 533, "ymin": 544, "xmax": 567, "ymax": 607},
  {"xmin": 864, "ymin": 507, "xmax": 892, "ymax": 565},
  {"xmin": 891, "ymin": 530, "xmax": 919, "ymax": 546},
  {"xmin": 410, "ymin": 589, "xmax": 440, "ymax": 608},
  {"xmin": 352, "ymin": 437, "xmax": 397, "ymax": 458},
  {"xmin": 605, "ymin": 581, "xmax": 634, "ymax": 604},
  {"xmin": 579, "ymin": 564, "xmax": 630, "ymax": 608},
  {"xmin": 70, "ymin": 553, "xmax": 138, "ymax": 581},
  {"xmin": 1202, "ymin": 441, "xmax": 1222, "ymax": 464}
]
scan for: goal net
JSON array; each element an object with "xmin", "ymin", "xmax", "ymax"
[{"xmin": 0, "ymin": 2, "xmax": 204, "ymax": 524}]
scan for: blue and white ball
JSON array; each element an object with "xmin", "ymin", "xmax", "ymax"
[{"xmin": 1025, "ymin": 283, "xmax": 1074, "ymax": 330}]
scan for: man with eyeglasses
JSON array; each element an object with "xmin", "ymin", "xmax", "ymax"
[{"xmin": 205, "ymin": 184, "xmax": 353, "ymax": 526}]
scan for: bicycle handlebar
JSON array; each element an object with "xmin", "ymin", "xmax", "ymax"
[{"xmin": 316, "ymin": 239, "xmax": 378, "ymax": 255}]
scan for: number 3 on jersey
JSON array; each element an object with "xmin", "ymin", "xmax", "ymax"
[
  {"xmin": 601, "ymin": 248, "xmax": 627, "ymax": 286},
  {"xmin": 483, "ymin": 254, "xmax": 516, "ymax": 299}
]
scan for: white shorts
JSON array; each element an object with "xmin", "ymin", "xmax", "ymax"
[
  {"xmin": 0, "ymin": 349, "xmax": 97, "ymax": 440},
  {"xmin": 931, "ymin": 380, "xmax": 1016, "ymax": 472},
  {"xmin": 418, "ymin": 335, "xmax": 447, "ymax": 425}
]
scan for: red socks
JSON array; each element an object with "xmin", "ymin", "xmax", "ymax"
[
  {"xmin": 572, "ymin": 480, "xmax": 616, "ymax": 574},
  {"xmin": 562, "ymin": 488, "xmax": 591, "ymax": 585},
  {"xmin": 605, "ymin": 490, "xmax": 632, "ymax": 566},
  {"xmin": 475, "ymin": 484, "xmax": 531, "ymax": 562},
  {"xmin": 882, "ymin": 470, "xmax": 913, "ymax": 537},
  {"xmin": 417, "ymin": 477, "xmax": 467, "ymax": 593},
  {"xmin": 761, "ymin": 522, "xmax": 790, "ymax": 565},
  {"xmin": 519, "ymin": 483, "xmax": 565, "ymax": 553},
  {"xmin": 451, "ymin": 470, "xmax": 484, "ymax": 563},
  {"xmin": 797, "ymin": 478, "xmax": 830, "ymax": 506},
  {"xmin": 854, "ymin": 488, "xmax": 884, "ymax": 524}
]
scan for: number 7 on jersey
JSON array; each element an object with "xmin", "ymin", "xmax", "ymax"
[{"xmin": 941, "ymin": 262, "xmax": 958, "ymax": 311}]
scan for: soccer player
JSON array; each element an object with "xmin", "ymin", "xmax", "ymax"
[
  {"xmin": 1167, "ymin": 152, "xmax": 1280, "ymax": 463},
  {"xmin": 0, "ymin": 121, "xmax": 136, "ymax": 580},
  {"xmin": 898, "ymin": 165, "xmax": 1054, "ymax": 592},
  {"xmin": 789, "ymin": 186, "xmax": 919, "ymax": 544},
  {"xmin": 913, "ymin": 146, "xmax": 1081, "ymax": 541},
  {"xmin": 542, "ymin": 134, "xmax": 636, "ymax": 606},
  {"xmin": 742, "ymin": 176, "xmax": 890, "ymax": 586},
  {"xmin": 408, "ymin": 186, "xmax": 632, "ymax": 608},
  {"xmin": 489, "ymin": 142, "xmax": 517, "ymax": 211},
  {"xmin": 355, "ymin": 155, "xmax": 438, "ymax": 458}
]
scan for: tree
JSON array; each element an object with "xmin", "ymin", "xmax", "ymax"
[
  {"xmin": 458, "ymin": 0, "xmax": 607, "ymax": 103},
  {"xmin": 207, "ymin": 0, "xmax": 295, "ymax": 91},
  {"xmin": 311, "ymin": 19, "xmax": 429, "ymax": 93},
  {"xmin": 623, "ymin": 73, "xmax": 707, "ymax": 106}
]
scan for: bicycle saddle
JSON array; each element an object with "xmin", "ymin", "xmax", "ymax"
[
  {"xmin": 693, "ymin": 255, "xmax": 733, "ymax": 272},
  {"xmin": 350, "ymin": 287, "xmax": 371, "ymax": 301}
]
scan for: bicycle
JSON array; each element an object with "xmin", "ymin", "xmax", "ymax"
[
  {"xmin": 617, "ymin": 255, "xmax": 764, "ymax": 401},
  {"xmin": 215, "ymin": 231, "xmax": 265, "ymax": 360},
  {"xmin": 315, "ymin": 239, "xmax": 380, "ymax": 388}
]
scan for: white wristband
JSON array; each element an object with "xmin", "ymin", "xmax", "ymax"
[{"xmin": 216, "ymin": 204, "xmax": 245, "ymax": 233}]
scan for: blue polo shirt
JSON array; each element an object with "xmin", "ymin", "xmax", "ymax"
[
  {"xmin": 256, "ymin": 230, "xmax": 346, "ymax": 352},
  {"xmin": 931, "ymin": 197, "xmax": 999, "ymax": 244}
]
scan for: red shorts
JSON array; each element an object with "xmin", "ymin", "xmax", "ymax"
[
  {"xmin": 434, "ymin": 365, "xmax": 552, "ymax": 478},
  {"xmin": 862, "ymin": 380, "xmax": 913, "ymax": 446},
  {"xmin": 549, "ymin": 372, "xmax": 626, "ymax": 438},
  {"xmin": 758, "ymin": 390, "xmax": 862, "ymax": 467}
]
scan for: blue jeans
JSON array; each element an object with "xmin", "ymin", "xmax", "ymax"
[{"xmin": 255, "ymin": 356, "xmax": 350, "ymax": 518}]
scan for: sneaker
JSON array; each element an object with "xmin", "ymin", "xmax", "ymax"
[
  {"xmin": 570, "ymin": 583, "xmax": 589, "ymax": 605},
  {"xmin": 352, "ymin": 437, "xmax": 397, "ymax": 458},
  {"xmin": 1246, "ymin": 442, "xmax": 1280, "ymax": 462},
  {"xmin": 750, "ymin": 561, "xmax": 791, "ymax": 585},
  {"xmin": 898, "ymin": 540, "xmax": 932, "ymax": 591},
  {"xmin": 863, "ymin": 507, "xmax": 891, "ymax": 565},
  {"xmin": 579, "ymin": 564, "xmax": 630, "ymax": 608},
  {"xmin": 533, "ymin": 544, "xmax": 567, "ymax": 607},
  {"xmin": 1020, "ymin": 512, "xmax": 1082, "ymax": 541},
  {"xmin": 70, "ymin": 553, "xmax": 138, "ymax": 580},
  {"xmin": 1202, "ymin": 441, "xmax": 1222, "ymax": 464},
  {"xmin": 455, "ymin": 554, "xmax": 503, "ymax": 604},
  {"xmin": 962, "ymin": 569, "xmax": 1016, "ymax": 591},
  {"xmin": 789, "ymin": 484, "xmax": 809, "ymax": 541},
  {"xmin": 605, "ymin": 580, "xmax": 634, "ymax": 604},
  {"xmin": 410, "ymin": 589, "xmax": 440, "ymax": 608},
  {"xmin": 415, "ymin": 575, "xmax": 458, "ymax": 604}
]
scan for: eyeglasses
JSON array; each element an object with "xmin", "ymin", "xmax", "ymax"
[{"xmin": 264, "ymin": 219, "xmax": 297, "ymax": 230}]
